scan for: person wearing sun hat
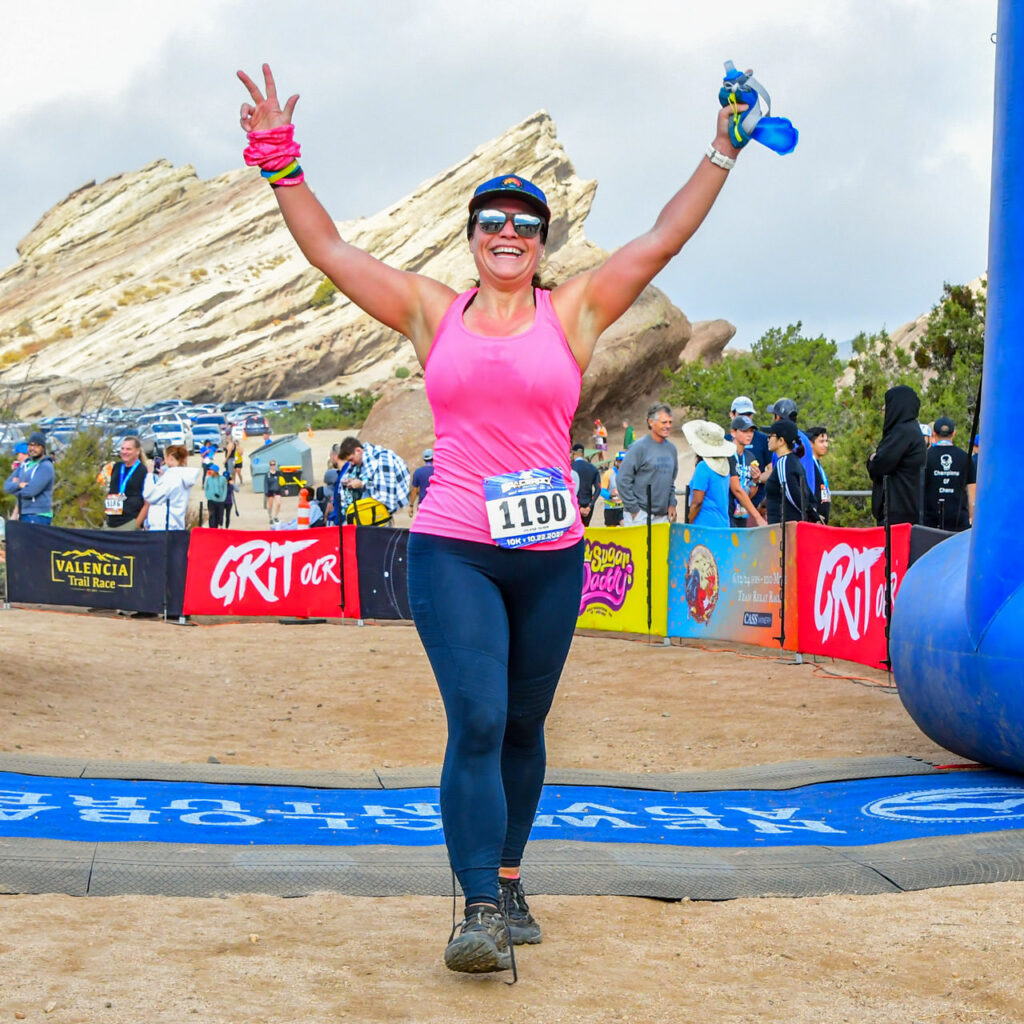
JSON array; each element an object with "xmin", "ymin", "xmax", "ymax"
[
  {"xmin": 238, "ymin": 59, "xmax": 753, "ymax": 976},
  {"xmin": 682, "ymin": 420, "xmax": 737, "ymax": 527}
]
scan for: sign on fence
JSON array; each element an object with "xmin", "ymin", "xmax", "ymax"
[
  {"xmin": 576, "ymin": 523, "xmax": 670, "ymax": 635},
  {"xmin": 788, "ymin": 522, "xmax": 911, "ymax": 668},
  {"xmin": 667, "ymin": 524, "xmax": 787, "ymax": 646},
  {"xmin": 183, "ymin": 527, "xmax": 349, "ymax": 618},
  {"xmin": 4, "ymin": 521, "xmax": 188, "ymax": 615}
]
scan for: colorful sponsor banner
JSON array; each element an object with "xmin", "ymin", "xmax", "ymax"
[
  {"xmin": 576, "ymin": 524, "xmax": 670, "ymax": 635},
  {"xmin": 183, "ymin": 527, "xmax": 347, "ymax": 618},
  {"xmin": 667, "ymin": 524, "xmax": 786, "ymax": 646},
  {"xmin": 5, "ymin": 521, "xmax": 188, "ymax": 615},
  {"xmin": 790, "ymin": 522, "xmax": 912, "ymax": 669}
]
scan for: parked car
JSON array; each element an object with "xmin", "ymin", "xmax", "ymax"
[
  {"xmin": 150, "ymin": 420, "xmax": 193, "ymax": 455},
  {"xmin": 318, "ymin": 396, "xmax": 340, "ymax": 410},
  {"xmin": 191, "ymin": 423, "xmax": 223, "ymax": 452},
  {"xmin": 242, "ymin": 414, "xmax": 271, "ymax": 439}
]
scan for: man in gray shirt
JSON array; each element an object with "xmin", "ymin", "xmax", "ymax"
[{"xmin": 616, "ymin": 403, "xmax": 678, "ymax": 525}]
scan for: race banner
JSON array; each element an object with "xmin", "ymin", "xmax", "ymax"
[
  {"xmin": 789, "ymin": 522, "xmax": 912, "ymax": 669},
  {"xmin": 576, "ymin": 523, "xmax": 670, "ymax": 635},
  {"xmin": 5, "ymin": 521, "xmax": 188, "ymax": 615},
  {"xmin": 667, "ymin": 524, "xmax": 787, "ymax": 648},
  {"xmin": 183, "ymin": 527, "xmax": 347, "ymax": 618}
]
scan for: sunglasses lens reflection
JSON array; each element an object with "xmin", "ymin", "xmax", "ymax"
[{"xmin": 475, "ymin": 209, "xmax": 544, "ymax": 238}]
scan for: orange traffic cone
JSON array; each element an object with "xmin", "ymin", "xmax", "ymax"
[
  {"xmin": 307, "ymin": 423, "xmax": 314, "ymax": 440},
  {"xmin": 297, "ymin": 487, "xmax": 310, "ymax": 528}
]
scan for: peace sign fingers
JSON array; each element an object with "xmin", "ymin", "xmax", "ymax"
[{"xmin": 236, "ymin": 63, "xmax": 299, "ymax": 133}]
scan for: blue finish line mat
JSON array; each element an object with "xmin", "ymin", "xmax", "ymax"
[
  {"xmin": 5, "ymin": 771, "xmax": 1024, "ymax": 848},
  {"xmin": 3, "ymin": 755, "xmax": 1024, "ymax": 899}
]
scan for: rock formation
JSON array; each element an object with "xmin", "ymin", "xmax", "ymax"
[
  {"xmin": 680, "ymin": 319, "xmax": 736, "ymax": 366},
  {"xmin": 0, "ymin": 112, "xmax": 702, "ymax": 427}
]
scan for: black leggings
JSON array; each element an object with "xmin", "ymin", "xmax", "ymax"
[{"xmin": 407, "ymin": 532, "xmax": 584, "ymax": 906}]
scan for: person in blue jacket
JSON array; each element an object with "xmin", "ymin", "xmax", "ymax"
[{"xmin": 4, "ymin": 432, "xmax": 55, "ymax": 525}]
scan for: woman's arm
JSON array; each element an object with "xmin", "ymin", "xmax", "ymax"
[
  {"xmin": 552, "ymin": 101, "xmax": 744, "ymax": 371},
  {"xmin": 687, "ymin": 490, "xmax": 705, "ymax": 523},
  {"xmin": 238, "ymin": 65, "xmax": 455, "ymax": 364}
]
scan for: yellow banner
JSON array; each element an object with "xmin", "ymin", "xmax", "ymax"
[{"xmin": 576, "ymin": 523, "xmax": 670, "ymax": 635}]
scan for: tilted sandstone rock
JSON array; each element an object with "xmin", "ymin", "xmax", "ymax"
[
  {"xmin": 680, "ymin": 318, "xmax": 736, "ymax": 366},
  {"xmin": 0, "ymin": 112, "xmax": 701, "ymax": 421}
]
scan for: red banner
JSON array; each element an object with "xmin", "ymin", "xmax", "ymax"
[
  {"xmin": 184, "ymin": 527, "xmax": 355, "ymax": 618},
  {"xmin": 790, "ymin": 522, "xmax": 911, "ymax": 669}
]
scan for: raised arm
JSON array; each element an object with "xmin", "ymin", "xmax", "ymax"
[
  {"xmin": 237, "ymin": 64, "xmax": 455, "ymax": 364},
  {"xmin": 552, "ymin": 101, "xmax": 744, "ymax": 371}
]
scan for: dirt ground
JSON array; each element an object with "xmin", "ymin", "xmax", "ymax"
[{"xmin": 2, "ymin": 605, "xmax": 1023, "ymax": 1024}]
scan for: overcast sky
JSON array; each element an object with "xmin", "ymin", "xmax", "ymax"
[{"xmin": 2, "ymin": 0, "xmax": 998, "ymax": 349}]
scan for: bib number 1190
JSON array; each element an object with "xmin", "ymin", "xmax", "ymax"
[
  {"xmin": 496, "ymin": 492, "xmax": 568, "ymax": 531},
  {"xmin": 483, "ymin": 467, "xmax": 575, "ymax": 549}
]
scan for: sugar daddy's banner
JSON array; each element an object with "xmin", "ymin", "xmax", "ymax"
[
  {"xmin": 788, "ymin": 522, "xmax": 911, "ymax": 669},
  {"xmin": 667, "ymin": 524, "xmax": 787, "ymax": 648},
  {"xmin": 183, "ymin": 526, "xmax": 348, "ymax": 618},
  {"xmin": 4, "ymin": 521, "xmax": 188, "ymax": 615},
  {"xmin": 576, "ymin": 523, "xmax": 669, "ymax": 635}
]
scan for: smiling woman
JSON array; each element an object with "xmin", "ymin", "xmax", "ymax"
[{"xmin": 237, "ymin": 60, "xmax": 754, "ymax": 978}]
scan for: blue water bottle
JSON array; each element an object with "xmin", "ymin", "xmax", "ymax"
[{"xmin": 719, "ymin": 61, "xmax": 798, "ymax": 155}]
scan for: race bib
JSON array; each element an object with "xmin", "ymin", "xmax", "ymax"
[
  {"xmin": 483, "ymin": 468, "xmax": 574, "ymax": 549},
  {"xmin": 105, "ymin": 494, "xmax": 125, "ymax": 515}
]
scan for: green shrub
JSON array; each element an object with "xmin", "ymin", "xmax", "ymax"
[
  {"xmin": 310, "ymin": 278, "xmax": 338, "ymax": 308},
  {"xmin": 395, "ymin": 366, "xmax": 410, "ymax": 379}
]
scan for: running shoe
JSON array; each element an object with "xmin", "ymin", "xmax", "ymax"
[
  {"xmin": 443, "ymin": 905, "xmax": 511, "ymax": 974},
  {"xmin": 499, "ymin": 877, "xmax": 543, "ymax": 945}
]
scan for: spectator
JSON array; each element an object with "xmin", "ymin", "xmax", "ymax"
[
  {"xmin": 764, "ymin": 420, "xmax": 814, "ymax": 524},
  {"xmin": 142, "ymin": 445, "xmax": 199, "ymax": 530},
  {"xmin": 806, "ymin": 426, "xmax": 833, "ymax": 525},
  {"xmin": 923, "ymin": 416, "xmax": 974, "ymax": 531},
  {"xmin": 105, "ymin": 437, "xmax": 149, "ymax": 531},
  {"xmin": 571, "ymin": 443, "xmax": 600, "ymax": 527},
  {"xmin": 263, "ymin": 458, "xmax": 283, "ymax": 524},
  {"xmin": 765, "ymin": 397, "xmax": 816, "ymax": 485},
  {"xmin": 338, "ymin": 436, "xmax": 411, "ymax": 523},
  {"xmin": 200, "ymin": 439, "xmax": 218, "ymax": 476},
  {"xmin": 968, "ymin": 434, "xmax": 980, "ymax": 516},
  {"xmin": 728, "ymin": 416, "xmax": 767, "ymax": 527},
  {"xmin": 600, "ymin": 450, "xmax": 627, "ymax": 526},
  {"xmin": 229, "ymin": 439, "xmax": 244, "ymax": 486},
  {"xmin": 593, "ymin": 418, "xmax": 608, "ymax": 455},
  {"xmin": 204, "ymin": 468, "xmax": 229, "ymax": 528},
  {"xmin": 622, "ymin": 419, "xmax": 635, "ymax": 449},
  {"xmin": 409, "ymin": 448, "xmax": 436, "ymax": 518},
  {"xmin": 617, "ymin": 403, "xmax": 678, "ymax": 525},
  {"xmin": 730, "ymin": 395, "xmax": 770, "ymax": 469},
  {"xmin": 4, "ymin": 431, "xmax": 54, "ymax": 525},
  {"xmin": 867, "ymin": 385, "xmax": 927, "ymax": 527},
  {"xmin": 682, "ymin": 420, "xmax": 735, "ymax": 528}
]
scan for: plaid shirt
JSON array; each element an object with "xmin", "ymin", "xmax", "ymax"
[{"xmin": 343, "ymin": 442, "xmax": 410, "ymax": 513}]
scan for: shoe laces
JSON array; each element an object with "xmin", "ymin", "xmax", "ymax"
[
  {"xmin": 499, "ymin": 877, "xmax": 530, "ymax": 916},
  {"xmin": 447, "ymin": 868, "xmax": 518, "ymax": 984}
]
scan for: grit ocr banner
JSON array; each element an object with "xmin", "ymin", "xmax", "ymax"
[
  {"xmin": 183, "ymin": 527, "xmax": 349, "ymax": 618},
  {"xmin": 666, "ymin": 524, "xmax": 786, "ymax": 647},
  {"xmin": 789, "ymin": 522, "xmax": 912, "ymax": 669},
  {"xmin": 4, "ymin": 521, "xmax": 188, "ymax": 615},
  {"xmin": 576, "ymin": 523, "xmax": 670, "ymax": 635}
]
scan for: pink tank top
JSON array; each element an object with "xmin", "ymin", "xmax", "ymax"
[{"xmin": 411, "ymin": 288, "xmax": 584, "ymax": 548}]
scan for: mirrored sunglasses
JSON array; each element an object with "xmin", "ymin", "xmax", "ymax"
[{"xmin": 474, "ymin": 208, "xmax": 545, "ymax": 238}]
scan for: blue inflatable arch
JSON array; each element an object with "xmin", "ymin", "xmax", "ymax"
[{"xmin": 891, "ymin": 0, "xmax": 1024, "ymax": 772}]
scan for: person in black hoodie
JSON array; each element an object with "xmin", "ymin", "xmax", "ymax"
[{"xmin": 867, "ymin": 385, "xmax": 927, "ymax": 526}]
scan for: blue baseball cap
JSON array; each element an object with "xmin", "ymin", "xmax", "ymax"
[{"xmin": 469, "ymin": 174, "xmax": 550, "ymax": 221}]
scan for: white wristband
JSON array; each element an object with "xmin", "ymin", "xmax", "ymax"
[{"xmin": 706, "ymin": 143, "xmax": 736, "ymax": 171}]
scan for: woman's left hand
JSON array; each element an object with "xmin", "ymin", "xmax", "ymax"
[{"xmin": 713, "ymin": 102, "xmax": 745, "ymax": 161}]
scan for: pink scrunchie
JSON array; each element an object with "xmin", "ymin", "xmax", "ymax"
[{"xmin": 243, "ymin": 125, "xmax": 302, "ymax": 172}]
